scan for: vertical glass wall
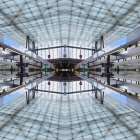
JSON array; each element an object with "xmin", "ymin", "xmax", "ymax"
[
  {"xmin": 38, "ymin": 47, "xmax": 92, "ymax": 59},
  {"xmin": 38, "ymin": 81, "xmax": 93, "ymax": 93}
]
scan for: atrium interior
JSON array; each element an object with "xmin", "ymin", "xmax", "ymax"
[{"xmin": 0, "ymin": 0, "xmax": 140, "ymax": 140}]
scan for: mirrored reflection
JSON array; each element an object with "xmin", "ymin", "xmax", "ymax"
[
  {"xmin": 80, "ymin": 69, "xmax": 140, "ymax": 113},
  {"xmin": 37, "ymin": 80, "xmax": 93, "ymax": 94},
  {"xmin": 0, "ymin": 70, "xmax": 140, "ymax": 140},
  {"xmin": 0, "ymin": 70, "xmax": 52, "ymax": 105},
  {"xmin": 0, "ymin": 64, "xmax": 140, "ymax": 140}
]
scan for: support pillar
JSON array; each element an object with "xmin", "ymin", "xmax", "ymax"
[
  {"xmin": 20, "ymin": 55, "xmax": 24, "ymax": 85},
  {"xmin": 26, "ymin": 91, "xmax": 30, "ymax": 104},
  {"xmin": 26, "ymin": 36, "xmax": 30, "ymax": 50},
  {"xmin": 107, "ymin": 55, "xmax": 111, "ymax": 85},
  {"xmin": 95, "ymin": 88, "xmax": 98, "ymax": 98}
]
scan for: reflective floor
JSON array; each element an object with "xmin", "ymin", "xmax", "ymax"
[{"xmin": 0, "ymin": 79, "xmax": 140, "ymax": 140}]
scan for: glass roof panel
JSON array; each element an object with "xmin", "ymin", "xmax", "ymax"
[{"xmin": 0, "ymin": 0, "xmax": 139, "ymax": 51}]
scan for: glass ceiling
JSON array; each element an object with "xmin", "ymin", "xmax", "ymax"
[{"xmin": 0, "ymin": 0, "xmax": 140, "ymax": 49}]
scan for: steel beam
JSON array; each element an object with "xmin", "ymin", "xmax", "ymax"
[
  {"xmin": 0, "ymin": 42, "xmax": 54, "ymax": 67},
  {"xmin": 34, "ymin": 89, "xmax": 98, "ymax": 94},
  {"xmin": 0, "ymin": 73, "xmax": 54, "ymax": 98},
  {"xmin": 76, "ymin": 30, "xmax": 140, "ymax": 68},
  {"xmin": 76, "ymin": 72, "xmax": 140, "ymax": 113},
  {"xmin": 33, "ymin": 45, "xmax": 95, "ymax": 51}
]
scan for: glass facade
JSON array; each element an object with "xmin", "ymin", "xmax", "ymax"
[{"xmin": 0, "ymin": 0, "xmax": 140, "ymax": 140}]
